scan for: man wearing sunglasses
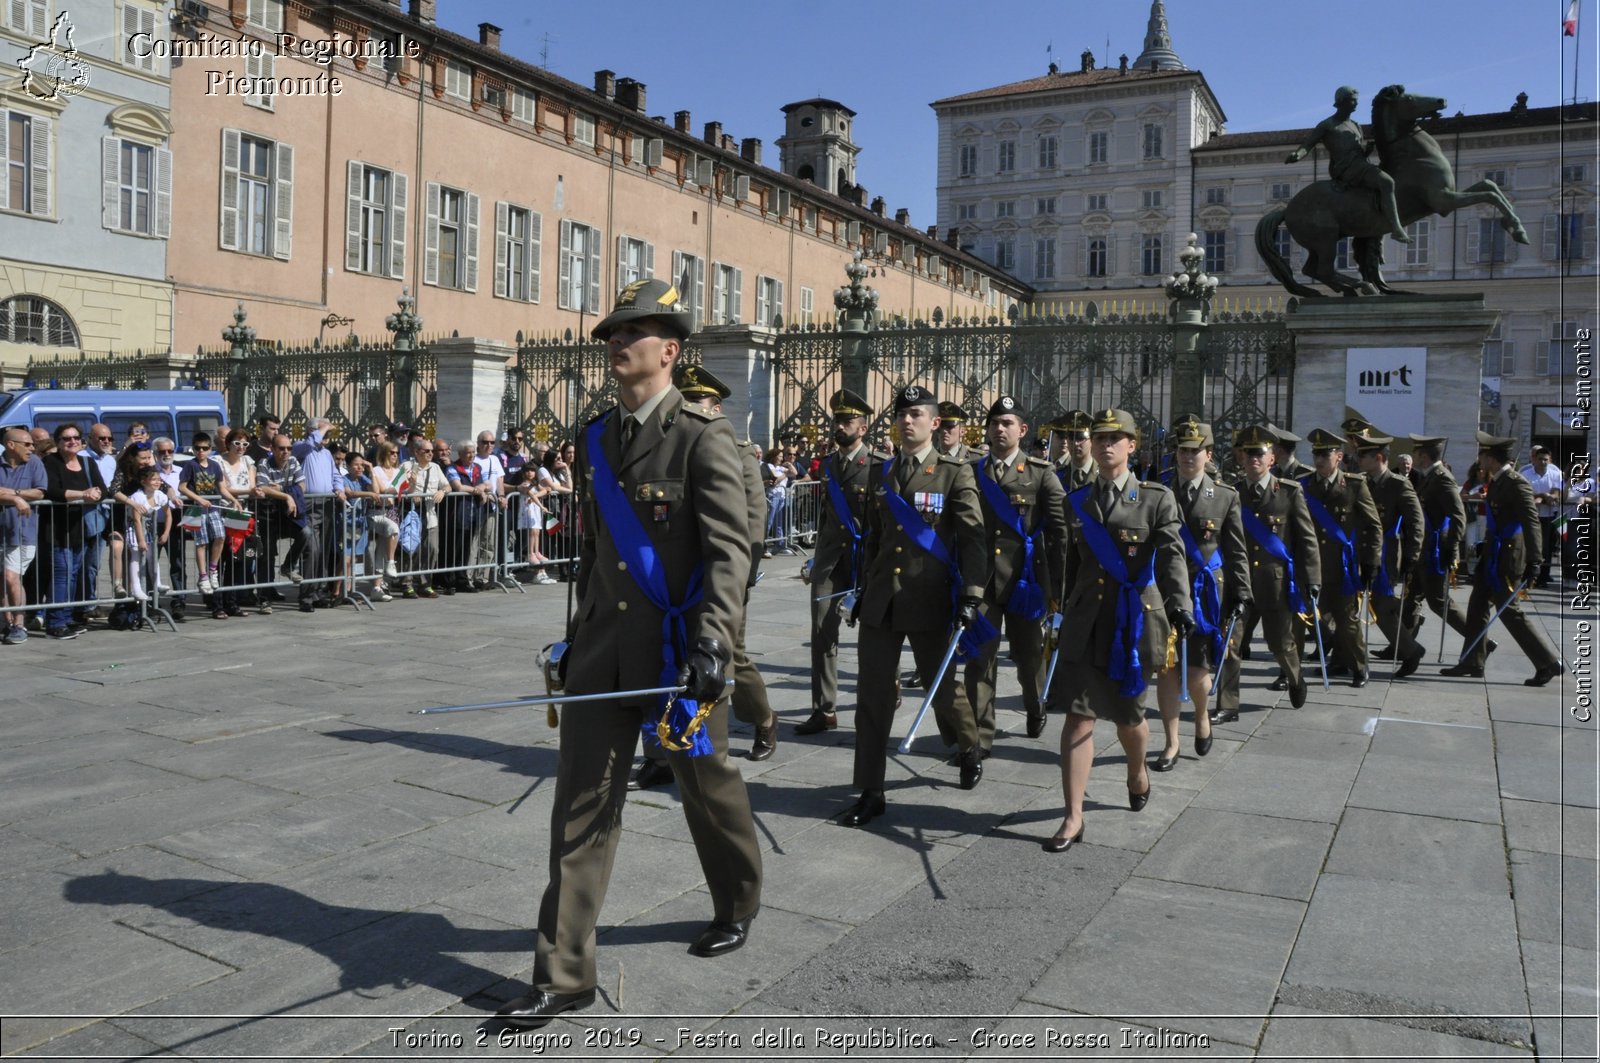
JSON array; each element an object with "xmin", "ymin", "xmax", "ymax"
[
  {"xmin": 0, "ymin": 426, "xmax": 46, "ymax": 643},
  {"xmin": 1049, "ymin": 410, "xmax": 1097, "ymax": 492}
]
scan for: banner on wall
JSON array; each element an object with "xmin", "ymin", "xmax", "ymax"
[{"xmin": 1345, "ymin": 347, "xmax": 1427, "ymax": 433}]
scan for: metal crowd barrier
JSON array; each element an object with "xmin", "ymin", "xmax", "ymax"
[{"xmin": 763, "ymin": 478, "xmax": 822, "ymax": 555}]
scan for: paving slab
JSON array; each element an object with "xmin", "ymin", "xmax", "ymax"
[
  {"xmin": 1283, "ymin": 873, "xmax": 1531, "ymax": 1043},
  {"xmin": 1495, "ymin": 720, "xmax": 1600, "ymax": 808},
  {"xmin": 1257, "ymin": 1005, "xmax": 1530, "ymax": 1058},
  {"xmin": 1346, "ymin": 750, "xmax": 1505, "ymax": 823},
  {"xmin": 1187, "ymin": 750, "xmax": 1360, "ymax": 823},
  {"xmin": 1502, "ymin": 797, "xmax": 1600, "ymax": 860},
  {"xmin": 1521, "ymin": 941, "xmax": 1600, "ymax": 1062},
  {"xmin": 1508, "ymin": 849, "xmax": 1600, "ymax": 951},
  {"xmin": 0, "ymin": 759, "xmax": 196, "ymax": 824},
  {"xmin": 1135, "ymin": 807, "xmax": 1334, "ymax": 901},
  {"xmin": 1324, "ymin": 808, "xmax": 1510, "ymax": 895},
  {"xmin": 982, "ymin": 1004, "xmax": 1252, "ymax": 1057},
  {"xmin": 1026, "ymin": 876, "xmax": 1305, "ymax": 1046},
  {"xmin": 12, "ymin": 775, "xmax": 296, "ymax": 858}
]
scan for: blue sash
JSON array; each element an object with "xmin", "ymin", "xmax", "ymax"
[
  {"xmin": 1302, "ymin": 491, "xmax": 1361, "ymax": 596},
  {"xmin": 823, "ymin": 460, "xmax": 863, "ymax": 588},
  {"xmin": 1373, "ymin": 515, "xmax": 1403, "ymax": 596},
  {"xmin": 878, "ymin": 458, "xmax": 998, "ymax": 661},
  {"xmin": 1068, "ymin": 486, "xmax": 1157, "ymax": 697},
  {"xmin": 975, "ymin": 463, "xmax": 1046, "ymax": 620},
  {"xmin": 1429, "ymin": 515, "xmax": 1453, "ymax": 575},
  {"xmin": 1484, "ymin": 508, "xmax": 1524, "ymax": 585},
  {"xmin": 1239, "ymin": 502, "xmax": 1306, "ymax": 615},
  {"xmin": 1178, "ymin": 524, "xmax": 1225, "ymax": 666},
  {"xmin": 584, "ymin": 414, "xmax": 712, "ymax": 757}
]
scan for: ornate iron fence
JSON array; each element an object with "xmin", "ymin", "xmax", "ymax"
[
  {"xmin": 1201, "ymin": 305, "xmax": 1296, "ymax": 456},
  {"xmin": 22, "ymin": 349, "xmax": 155, "ymax": 390},
  {"xmin": 502, "ymin": 334, "xmax": 704, "ymax": 447}
]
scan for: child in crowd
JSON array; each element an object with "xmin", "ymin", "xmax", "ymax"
[
  {"xmin": 126, "ymin": 465, "xmax": 171, "ymax": 601},
  {"xmin": 176, "ymin": 432, "xmax": 239, "ymax": 607}
]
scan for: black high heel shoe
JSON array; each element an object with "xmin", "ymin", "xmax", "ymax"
[
  {"xmin": 1042, "ymin": 825, "xmax": 1084, "ymax": 852},
  {"xmin": 1128, "ymin": 771, "xmax": 1151, "ymax": 812},
  {"xmin": 1195, "ymin": 731, "xmax": 1214, "ymax": 757}
]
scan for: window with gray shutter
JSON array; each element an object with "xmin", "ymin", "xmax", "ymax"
[
  {"xmin": 272, "ymin": 141, "xmax": 292, "ymax": 259},
  {"xmin": 495, "ymin": 200, "xmax": 509, "ymax": 298},
  {"xmin": 345, "ymin": 160, "xmax": 363, "ymax": 270},
  {"xmin": 560, "ymin": 219, "xmax": 601, "ymax": 311},
  {"xmin": 423, "ymin": 180, "xmax": 440, "ymax": 285},
  {"xmin": 153, "ymin": 144, "xmax": 170, "ymax": 237},
  {"xmin": 219, "ymin": 128, "xmax": 240, "ymax": 249},
  {"xmin": 122, "ymin": 4, "xmax": 157, "ymax": 72},
  {"xmin": 463, "ymin": 191, "xmax": 479, "ymax": 292},
  {"xmin": 389, "ymin": 173, "xmax": 407, "ymax": 279},
  {"xmin": 102, "ymin": 136, "xmax": 120, "ymax": 229}
]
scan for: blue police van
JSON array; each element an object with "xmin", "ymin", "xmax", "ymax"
[{"xmin": 0, "ymin": 387, "xmax": 228, "ymax": 448}]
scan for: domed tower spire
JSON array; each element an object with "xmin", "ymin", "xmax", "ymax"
[{"xmin": 1133, "ymin": 0, "xmax": 1184, "ymax": 71}]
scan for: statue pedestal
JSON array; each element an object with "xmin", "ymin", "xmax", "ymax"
[{"xmin": 1286, "ymin": 295, "xmax": 1498, "ymax": 471}]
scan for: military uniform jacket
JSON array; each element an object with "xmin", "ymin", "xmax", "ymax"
[
  {"xmin": 811, "ymin": 443, "xmax": 885, "ymax": 586},
  {"xmin": 566, "ymin": 385, "xmax": 751, "ymax": 693},
  {"xmin": 1061, "ymin": 478, "xmax": 1191, "ymax": 673},
  {"xmin": 1173, "ymin": 474, "xmax": 1252, "ymax": 611},
  {"xmin": 1300, "ymin": 470, "xmax": 1382, "ymax": 587},
  {"xmin": 1367, "ymin": 467, "xmax": 1425, "ymax": 587},
  {"xmin": 738, "ymin": 439, "xmax": 768, "ymax": 588},
  {"xmin": 1057, "ymin": 458, "xmax": 1096, "ymax": 492},
  {"xmin": 1280, "ymin": 457, "xmax": 1314, "ymax": 483},
  {"xmin": 859, "ymin": 451, "xmax": 988, "ymax": 633},
  {"xmin": 1478, "ymin": 467, "xmax": 1544, "ymax": 587},
  {"xmin": 1237, "ymin": 474, "xmax": 1323, "ymax": 604},
  {"xmin": 973, "ymin": 453, "xmax": 1068, "ymax": 606},
  {"xmin": 942, "ymin": 442, "xmax": 975, "ymax": 463},
  {"xmin": 1417, "ymin": 463, "xmax": 1467, "ymax": 567}
]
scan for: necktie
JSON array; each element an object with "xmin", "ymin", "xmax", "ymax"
[
  {"xmin": 621, "ymin": 416, "xmax": 637, "ymax": 456},
  {"xmin": 991, "ymin": 460, "xmax": 1004, "ymax": 483},
  {"xmin": 898, "ymin": 458, "xmax": 915, "ymax": 492}
]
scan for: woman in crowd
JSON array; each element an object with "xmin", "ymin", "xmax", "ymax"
[
  {"xmin": 41, "ymin": 424, "xmax": 108, "ymax": 639},
  {"xmin": 532, "ymin": 444, "xmax": 570, "ymax": 583},
  {"xmin": 216, "ymin": 429, "xmax": 264, "ymax": 613},
  {"xmin": 341, "ymin": 452, "xmax": 389, "ymax": 602},
  {"xmin": 369, "ymin": 441, "xmax": 403, "ymax": 584},
  {"xmin": 439, "ymin": 441, "xmax": 485, "ymax": 593},
  {"xmin": 515, "ymin": 447, "xmax": 555, "ymax": 585}
]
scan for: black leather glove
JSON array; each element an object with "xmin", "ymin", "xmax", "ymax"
[
  {"xmin": 956, "ymin": 597, "xmax": 982, "ymax": 627},
  {"xmin": 1521, "ymin": 563, "xmax": 1540, "ymax": 585},
  {"xmin": 847, "ymin": 592, "xmax": 862, "ymax": 628},
  {"xmin": 1307, "ymin": 584, "xmax": 1322, "ymax": 605},
  {"xmin": 677, "ymin": 637, "xmax": 729, "ymax": 704},
  {"xmin": 1169, "ymin": 611, "xmax": 1194, "ymax": 639},
  {"xmin": 556, "ymin": 643, "xmax": 571, "ymax": 685}
]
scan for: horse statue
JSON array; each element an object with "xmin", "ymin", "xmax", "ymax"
[{"xmin": 1255, "ymin": 84, "xmax": 1529, "ymax": 297}]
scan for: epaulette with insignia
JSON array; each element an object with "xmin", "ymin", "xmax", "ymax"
[
  {"xmin": 585, "ymin": 407, "xmax": 615, "ymax": 427},
  {"xmin": 1140, "ymin": 480, "xmax": 1171, "ymax": 494},
  {"xmin": 1025, "ymin": 455, "xmax": 1053, "ymax": 469},
  {"xmin": 870, "ymin": 449, "xmax": 893, "ymax": 462},
  {"xmin": 935, "ymin": 452, "xmax": 968, "ymax": 465},
  {"xmin": 680, "ymin": 404, "xmax": 719, "ymax": 422}
]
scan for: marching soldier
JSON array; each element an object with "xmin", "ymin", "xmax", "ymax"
[
  {"xmin": 842, "ymin": 386, "xmax": 988, "ymax": 827},
  {"xmin": 936, "ymin": 401, "xmax": 976, "ymax": 462},
  {"xmin": 497, "ymin": 279, "xmax": 761, "ymax": 1029},
  {"xmin": 1406, "ymin": 433, "xmax": 1472, "ymax": 645},
  {"xmin": 795, "ymin": 388, "xmax": 885, "ymax": 736},
  {"xmin": 1044, "ymin": 408, "xmax": 1191, "ymax": 852},
  {"xmin": 1052, "ymin": 409, "xmax": 1097, "ymax": 491},
  {"xmin": 1153, "ymin": 416, "xmax": 1249, "ymax": 769},
  {"xmin": 964, "ymin": 396, "xmax": 1068, "ymax": 744},
  {"xmin": 677, "ymin": 363, "xmax": 778, "ymax": 758},
  {"xmin": 1212, "ymin": 425, "xmax": 1322, "ymax": 717},
  {"xmin": 1354, "ymin": 430, "xmax": 1426, "ymax": 678},
  {"xmin": 1299, "ymin": 428, "xmax": 1382, "ymax": 687},
  {"xmin": 1442, "ymin": 432, "xmax": 1564, "ymax": 686},
  {"xmin": 1270, "ymin": 424, "xmax": 1314, "ymax": 483}
]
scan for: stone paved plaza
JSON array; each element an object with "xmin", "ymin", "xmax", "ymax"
[{"xmin": 0, "ymin": 554, "xmax": 1594, "ymax": 1060}]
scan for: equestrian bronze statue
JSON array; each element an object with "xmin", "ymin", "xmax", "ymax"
[{"xmin": 1257, "ymin": 84, "xmax": 1529, "ymax": 297}]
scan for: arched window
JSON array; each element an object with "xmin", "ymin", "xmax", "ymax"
[
  {"xmin": 797, "ymin": 163, "xmax": 815, "ymax": 184},
  {"xmin": 0, "ymin": 296, "xmax": 79, "ymax": 346}
]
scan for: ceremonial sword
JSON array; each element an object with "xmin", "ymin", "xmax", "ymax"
[{"xmin": 898, "ymin": 621, "xmax": 968, "ymax": 754}]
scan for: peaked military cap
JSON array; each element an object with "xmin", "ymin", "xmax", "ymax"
[
  {"xmin": 1233, "ymin": 425, "xmax": 1277, "ymax": 450},
  {"xmin": 829, "ymin": 388, "xmax": 872, "ymax": 418},
  {"xmin": 986, "ymin": 395, "xmax": 1027, "ymax": 422},
  {"xmin": 1090, "ymin": 408, "xmax": 1139, "ymax": 439},
  {"xmin": 1306, "ymin": 428, "xmax": 1346, "ymax": 451},
  {"xmin": 937, "ymin": 401, "xmax": 967, "ymax": 423},
  {"xmin": 674, "ymin": 362, "xmax": 730, "ymax": 401},
  {"xmin": 1266, "ymin": 422, "xmax": 1301, "ymax": 446},
  {"xmin": 592, "ymin": 278, "xmax": 694, "ymax": 341},
  {"xmin": 1408, "ymin": 432, "xmax": 1448, "ymax": 451},
  {"xmin": 1168, "ymin": 414, "xmax": 1211, "ymax": 449},
  {"xmin": 894, "ymin": 384, "xmax": 938, "ymax": 413},
  {"xmin": 1052, "ymin": 409, "xmax": 1094, "ymax": 433},
  {"xmin": 1342, "ymin": 407, "xmax": 1376, "ymax": 438},
  {"xmin": 1351, "ymin": 428, "xmax": 1394, "ymax": 452},
  {"xmin": 1476, "ymin": 430, "xmax": 1516, "ymax": 460}
]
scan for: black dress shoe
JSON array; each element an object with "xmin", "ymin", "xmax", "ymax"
[
  {"xmin": 627, "ymin": 759, "xmax": 675, "ymax": 791},
  {"xmin": 1128, "ymin": 779, "xmax": 1151, "ymax": 812},
  {"xmin": 959, "ymin": 749, "xmax": 983, "ymax": 790},
  {"xmin": 1394, "ymin": 655, "xmax": 1422, "ymax": 679},
  {"xmin": 496, "ymin": 987, "xmax": 596, "ymax": 1029},
  {"xmin": 1526, "ymin": 662, "xmax": 1564, "ymax": 687},
  {"xmin": 1328, "ymin": 663, "xmax": 1352, "ymax": 677},
  {"xmin": 1371, "ymin": 645, "xmax": 1397, "ymax": 661},
  {"xmin": 839, "ymin": 791, "xmax": 886, "ymax": 827},
  {"xmin": 1042, "ymin": 825, "xmax": 1084, "ymax": 853},
  {"xmin": 1487, "ymin": 639, "xmax": 1499, "ymax": 657},
  {"xmin": 748, "ymin": 723, "xmax": 777, "ymax": 761},
  {"xmin": 1268, "ymin": 672, "xmax": 1289, "ymax": 691},
  {"xmin": 1151, "ymin": 749, "xmax": 1180, "ymax": 772},
  {"xmin": 1350, "ymin": 671, "xmax": 1368, "ymax": 689},
  {"xmin": 1195, "ymin": 733, "xmax": 1213, "ymax": 757},
  {"xmin": 794, "ymin": 710, "xmax": 836, "ymax": 736},
  {"xmin": 902, "ymin": 671, "xmax": 925, "ymax": 689},
  {"xmin": 1026, "ymin": 712, "xmax": 1046, "ymax": 739},
  {"xmin": 1209, "ymin": 706, "xmax": 1240, "ymax": 724},
  {"xmin": 1239, "ymin": 645, "xmax": 1253, "ymax": 661},
  {"xmin": 688, "ymin": 916, "xmax": 753, "ymax": 957},
  {"xmin": 1290, "ymin": 678, "xmax": 1308, "ymax": 707},
  {"xmin": 1440, "ymin": 662, "xmax": 1484, "ymax": 678}
]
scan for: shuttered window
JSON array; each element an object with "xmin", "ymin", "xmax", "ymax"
[
  {"xmin": 0, "ymin": 110, "xmax": 51, "ymax": 217},
  {"xmin": 121, "ymin": 3, "xmax": 158, "ymax": 72},
  {"xmin": 755, "ymin": 275, "xmax": 783, "ymax": 327},
  {"xmin": 102, "ymin": 136, "xmax": 170, "ymax": 237},
  {"xmin": 218, "ymin": 128, "xmax": 291, "ymax": 258},
  {"xmin": 558, "ymin": 220, "xmax": 602, "ymax": 312},
  {"xmin": 495, "ymin": 202, "xmax": 542, "ymax": 302},
  {"xmin": 424, "ymin": 184, "xmax": 478, "ymax": 291},
  {"xmin": 671, "ymin": 251, "xmax": 706, "ymax": 331},
  {"xmin": 4, "ymin": 0, "xmax": 49, "ymax": 36},
  {"xmin": 344, "ymin": 162, "xmax": 407, "ymax": 277},
  {"xmin": 615, "ymin": 235, "xmax": 653, "ymax": 289},
  {"xmin": 710, "ymin": 262, "xmax": 742, "ymax": 324}
]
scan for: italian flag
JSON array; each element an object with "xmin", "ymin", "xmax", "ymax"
[
  {"xmin": 1556, "ymin": 515, "xmax": 1570, "ymax": 540},
  {"xmin": 179, "ymin": 505, "xmax": 205, "ymax": 531},
  {"xmin": 543, "ymin": 508, "xmax": 563, "ymax": 533},
  {"xmin": 1566, "ymin": 0, "xmax": 1580, "ymax": 35},
  {"xmin": 220, "ymin": 507, "xmax": 255, "ymax": 552}
]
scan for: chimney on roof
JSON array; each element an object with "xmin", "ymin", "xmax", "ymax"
[
  {"xmin": 674, "ymin": 110, "xmax": 691, "ymax": 133},
  {"xmin": 740, "ymin": 138, "xmax": 761, "ymax": 164},
  {"xmin": 1080, "ymin": 49, "xmax": 1095, "ymax": 73},
  {"xmin": 594, "ymin": 70, "xmax": 615, "ymax": 99},
  {"xmin": 870, "ymin": 195, "xmax": 885, "ymax": 216},
  {"xmin": 1119, "ymin": 53, "xmax": 1129, "ymax": 74},
  {"xmin": 721, "ymin": 133, "xmax": 735, "ymax": 152},
  {"xmin": 616, "ymin": 78, "xmax": 646, "ymax": 112},
  {"xmin": 945, "ymin": 226, "xmax": 960, "ymax": 247},
  {"xmin": 927, "ymin": 224, "xmax": 938, "ymax": 237},
  {"xmin": 895, "ymin": 207, "xmax": 910, "ymax": 225},
  {"xmin": 703, "ymin": 120, "xmax": 722, "ymax": 145},
  {"xmin": 408, "ymin": 0, "xmax": 435, "ymax": 24},
  {"xmin": 478, "ymin": 22, "xmax": 501, "ymax": 48}
]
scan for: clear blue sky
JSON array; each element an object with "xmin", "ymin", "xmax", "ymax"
[{"xmin": 440, "ymin": 0, "xmax": 1595, "ymax": 225}]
